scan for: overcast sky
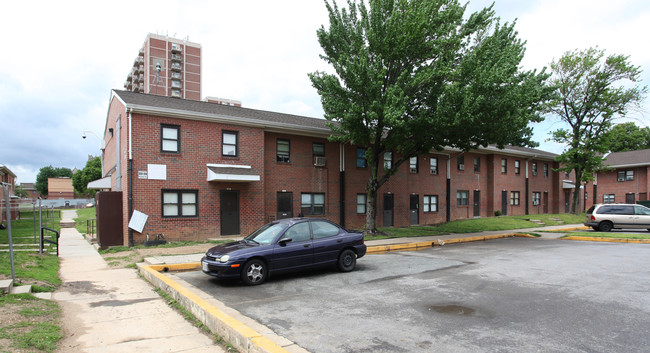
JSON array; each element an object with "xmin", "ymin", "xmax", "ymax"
[{"xmin": 1, "ymin": 0, "xmax": 648, "ymax": 184}]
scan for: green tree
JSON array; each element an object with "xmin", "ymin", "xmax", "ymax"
[
  {"xmin": 603, "ymin": 122, "xmax": 650, "ymax": 152},
  {"xmin": 35, "ymin": 166, "xmax": 73, "ymax": 196},
  {"xmin": 72, "ymin": 157, "xmax": 102, "ymax": 197},
  {"xmin": 547, "ymin": 48, "xmax": 647, "ymax": 214},
  {"xmin": 310, "ymin": 0, "xmax": 552, "ymax": 233},
  {"xmin": 13, "ymin": 184, "xmax": 29, "ymax": 199}
]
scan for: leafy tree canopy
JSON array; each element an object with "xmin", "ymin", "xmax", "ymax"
[
  {"xmin": 547, "ymin": 47, "xmax": 647, "ymax": 213},
  {"xmin": 603, "ymin": 122, "xmax": 650, "ymax": 152},
  {"xmin": 310, "ymin": 0, "xmax": 552, "ymax": 232},
  {"xmin": 72, "ymin": 157, "xmax": 102, "ymax": 197},
  {"xmin": 35, "ymin": 166, "xmax": 73, "ymax": 196}
]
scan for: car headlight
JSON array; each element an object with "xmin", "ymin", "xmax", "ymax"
[{"xmin": 219, "ymin": 255, "xmax": 230, "ymax": 263}]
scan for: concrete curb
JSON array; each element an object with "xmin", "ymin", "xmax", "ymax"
[
  {"xmin": 365, "ymin": 232, "xmax": 536, "ymax": 254},
  {"xmin": 562, "ymin": 236, "xmax": 650, "ymax": 244},
  {"xmin": 138, "ymin": 263, "xmax": 295, "ymax": 353}
]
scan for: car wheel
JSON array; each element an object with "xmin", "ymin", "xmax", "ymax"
[
  {"xmin": 338, "ymin": 249, "xmax": 356, "ymax": 272},
  {"xmin": 598, "ymin": 222, "xmax": 613, "ymax": 232},
  {"xmin": 591, "ymin": 226, "xmax": 599, "ymax": 231},
  {"xmin": 241, "ymin": 259, "xmax": 267, "ymax": 286}
]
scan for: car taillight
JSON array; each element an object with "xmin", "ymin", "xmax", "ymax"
[{"xmin": 591, "ymin": 215, "xmax": 596, "ymax": 221}]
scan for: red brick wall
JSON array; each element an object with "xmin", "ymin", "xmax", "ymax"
[
  {"xmin": 595, "ymin": 166, "xmax": 649, "ymax": 204},
  {"xmin": 127, "ymin": 114, "xmax": 266, "ymax": 243}
]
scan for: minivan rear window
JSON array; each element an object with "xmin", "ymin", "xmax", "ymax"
[
  {"xmin": 586, "ymin": 206, "xmax": 595, "ymax": 214},
  {"xmin": 597, "ymin": 205, "xmax": 634, "ymax": 215}
]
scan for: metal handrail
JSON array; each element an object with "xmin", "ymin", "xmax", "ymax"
[
  {"xmin": 40, "ymin": 227, "xmax": 60, "ymax": 256},
  {"xmin": 86, "ymin": 218, "xmax": 97, "ymax": 241}
]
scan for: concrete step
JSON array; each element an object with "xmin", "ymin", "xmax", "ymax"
[
  {"xmin": 60, "ymin": 220, "xmax": 76, "ymax": 228},
  {"xmin": 0, "ymin": 279, "xmax": 13, "ymax": 294},
  {"xmin": 10, "ymin": 284, "xmax": 32, "ymax": 294},
  {"xmin": 33, "ymin": 292, "xmax": 53, "ymax": 300}
]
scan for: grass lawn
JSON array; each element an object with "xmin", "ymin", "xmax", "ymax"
[
  {"xmin": 565, "ymin": 231, "xmax": 650, "ymax": 240},
  {"xmin": 1, "ymin": 210, "xmax": 63, "ymax": 352},
  {"xmin": 74, "ymin": 207, "xmax": 96, "ymax": 236},
  {"xmin": 0, "ymin": 212, "xmax": 61, "ymax": 291},
  {"xmin": 369, "ymin": 213, "xmax": 585, "ymax": 240}
]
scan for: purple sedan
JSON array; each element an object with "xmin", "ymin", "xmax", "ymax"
[{"xmin": 201, "ymin": 218, "xmax": 367, "ymax": 285}]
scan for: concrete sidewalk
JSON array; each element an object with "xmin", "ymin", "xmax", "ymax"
[{"xmin": 54, "ymin": 210, "xmax": 223, "ymax": 353}]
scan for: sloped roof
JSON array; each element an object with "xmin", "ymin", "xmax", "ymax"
[
  {"xmin": 112, "ymin": 90, "xmax": 330, "ymax": 135},
  {"xmin": 603, "ymin": 149, "xmax": 650, "ymax": 167},
  {"xmin": 110, "ymin": 90, "xmax": 556, "ymax": 159}
]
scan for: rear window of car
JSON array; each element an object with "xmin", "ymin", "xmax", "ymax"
[
  {"xmin": 597, "ymin": 205, "xmax": 634, "ymax": 215},
  {"xmin": 586, "ymin": 206, "xmax": 595, "ymax": 214}
]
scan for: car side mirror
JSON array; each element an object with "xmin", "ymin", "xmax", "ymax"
[{"xmin": 279, "ymin": 237, "xmax": 293, "ymax": 246}]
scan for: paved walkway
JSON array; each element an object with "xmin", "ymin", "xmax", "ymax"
[{"xmin": 54, "ymin": 210, "xmax": 223, "ymax": 353}]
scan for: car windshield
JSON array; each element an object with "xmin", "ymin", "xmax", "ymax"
[{"xmin": 244, "ymin": 223, "xmax": 287, "ymax": 245}]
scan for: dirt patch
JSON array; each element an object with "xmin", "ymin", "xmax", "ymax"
[{"xmin": 101, "ymin": 243, "xmax": 213, "ymax": 268}]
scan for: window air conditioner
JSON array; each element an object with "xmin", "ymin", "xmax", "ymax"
[
  {"xmin": 410, "ymin": 168, "xmax": 418, "ymax": 173},
  {"xmin": 314, "ymin": 156, "xmax": 326, "ymax": 167},
  {"xmin": 617, "ymin": 177, "xmax": 625, "ymax": 182},
  {"xmin": 458, "ymin": 164, "xmax": 465, "ymax": 171},
  {"xmin": 431, "ymin": 169, "xmax": 438, "ymax": 175}
]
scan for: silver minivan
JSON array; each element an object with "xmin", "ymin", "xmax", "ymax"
[{"xmin": 585, "ymin": 203, "xmax": 650, "ymax": 232}]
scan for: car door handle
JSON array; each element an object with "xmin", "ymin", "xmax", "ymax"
[
  {"xmin": 304, "ymin": 244, "xmax": 311, "ymax": 248},
  {"xmin": 337, "ymin": 239, "xmax": 343, "ymax": 243}
]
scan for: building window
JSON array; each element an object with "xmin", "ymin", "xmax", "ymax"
[
  {"xmin": 277, "ymin": 139, "xmax": 290, "ymax": 163},
  {"xmin": 532, "ymin": 162, "xmax": 538, "ymax": 176},
  {"xmin": 356, "ymin": 194, "xmax": 366, "ymax": 214},
  {"xmin": 301, "ymin": 193, "xmax": 325, "ymax": 215},
  {"xmin": 162, "ymin": 190, "xmax": 198, "ymax": 217},
  {"xmin": 313, "ymin": 143, "xmax": 325, "ymax": 157},
  {"xmin": 457, "ymin": 190, "xmax": 469, "ymax": 206},
  {"xmin": 532, "ymin": 192, "xmax": 541, "ymax": 206},
  {"xmin": 565, "ymin": 171, "xmax": 570, "ymax": 178},
  {"xmin": 617, "ymin": 170, "xmax": 634, "ymax": 181},
  {"xmin": 544, "ymin": 163, "xmax": 549, "ymax": 177},
  {"xmin": 474, "ymin": 157, "xmax": 480, "ymax": 172},
  {"xmin": 430, "ymin": 157, "xmax": 438, "ymax": 175},
  {"xmin": 161, "ymin": 124, "xmax": 180, "ymax": 153},
  {"xmin": 410, "ymin": 157, "xmax": 418, "ymax": 173},
  {"xmin": 510, "ymin": 191, "xmax": 520, "ymax": 206},
  {"xmin": 357, "ymin": 148, "xmax": 367, "ymax": 168},
  {"xmin": 603, "ymin": 194, "xmax": 615, "ymax": 203},
  {"xmin": 501, "ymin": 158, "xmax": 507, "ymax": 173},
  {"xmin": 515, "ymin": 160, "xmax": 521, "ymax": 175},
  {"xmin": 222, "ymin": 131, "xmax": 238, "ymax": 157},
  {"xmin": 423, "ymin": 195, "xmax": 438, "ymax": 212},
  {"xmin": 457, "ymin": 156, "xmax": 465, "ymax": 171},
  {"xmin": 384, "ymin": 151, "xmax": 393, "ymax": 170}
]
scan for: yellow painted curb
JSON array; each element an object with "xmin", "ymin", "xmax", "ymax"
[
  {"xmin": 552, "ymin": 226, "xmax": 590, "ymax": 232},
  {"xmin": 365, "ymin": 233, "xmax": 530, "ymax": 254},
  {"xmin": 140, "ymin": 264, "xmax": 290, "ymax": 353},
  {"xmin": 563, "ymin": 236, "xmax": 650, "ymax": 244}
]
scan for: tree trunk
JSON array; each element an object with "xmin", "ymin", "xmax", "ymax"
[
  {"xmin": 570, "ymin": 168, "xmax": 583, "ymax": 214},
  {"xmin": 365, "ymin": 188, "xmax": 377, "ymax": 235}
]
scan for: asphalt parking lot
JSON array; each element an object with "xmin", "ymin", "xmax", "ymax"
[{"xmin": 176, "ymin": 238, "xmax": 650, "ymax": 353}]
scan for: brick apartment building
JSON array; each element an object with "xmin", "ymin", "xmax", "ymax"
[
  {"xmin": 101, "ymin": 90, "xmax": 587, "ymax": 246},
  {"xmin": 0, "ymin": 164, "xmax": 18, "ymax": 222},
  {"xmin": 588, "ymin": 149, "xmax": 650, "ymax": 206},
  {"xmin": 123, "ymin": 33, "xmax": 202, "ymax": 101}
]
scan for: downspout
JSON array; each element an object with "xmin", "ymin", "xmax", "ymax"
[
  {"xmin": 445, "ymin": 153, "xmax": 452, "ymax": 223},
  {"xmin": 525, "ymin": 159, "xmax": 529, "ymax": 215},
  {"xmin": 339, "ymin": 143, "xmax": 346, "ymax": 228},
  {"xmin": 127, "ymin": 108, "xmax": 134, "ymax": 247}
]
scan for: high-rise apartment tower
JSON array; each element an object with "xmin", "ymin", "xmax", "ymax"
[{"xmin": 124, "ymin": 33, "xmax": 201, "ymax": 100}]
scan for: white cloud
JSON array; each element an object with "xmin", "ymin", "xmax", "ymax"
[{"xmin": 1, "ymin": 0, "xmax": 649, "ymax": 182}]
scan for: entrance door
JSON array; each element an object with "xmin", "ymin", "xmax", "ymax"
[
  {"xmin": 277, "ymin": 192, "xmax": 293, "ymax": 219},
  {"xmin": 220, "ymin": 191, "xmax": 240, "ymax": 235},
  {"xmin": 409, "ymin": 194, "xmax": 419, "ymax": 225},
  {"xmin": 543, "ymin": 192, "xmax": 549, "ymax": 214},
  {"xmin": 383, "ymin": 194, "xmax": 394, "ymax": 227},
  {"xmin": 626, "ymin": 193, "xmax": 636, "ymax": 204},
  {"xmin": 565, "ymin": 190, "xmax": 571, "ymax": 213},
  {"xmin": 473, "ymin": 190, "xmax": 480, "ymax": 217},
  {"xmin": 501, "ymin": 191, "xmax": 508, "ymax": 216}
]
